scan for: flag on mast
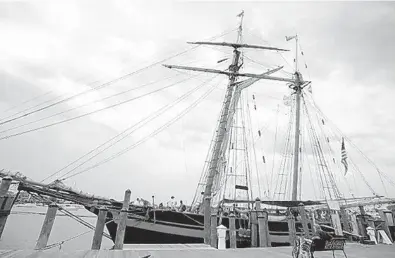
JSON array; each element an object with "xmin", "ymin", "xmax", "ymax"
[
  {"xmin": 341, "ymin": 137, "xmax": 349, "ymax": 175},
  {"xmin": 286, "ymin": 35, "xmax": 297, "ymax": 41},
  {"xmin": 237, "ymin": 10, "xmax": 244, "ymax": 17}
]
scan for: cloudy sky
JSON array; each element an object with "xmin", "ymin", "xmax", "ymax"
[{"xmin": 0, "ymin": 1, "xmax": 394, "ymax": 204}]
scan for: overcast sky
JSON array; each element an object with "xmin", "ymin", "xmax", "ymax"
[{"xmin": 1, "ymin": 1, "xmax": 394, "ymax": 204}]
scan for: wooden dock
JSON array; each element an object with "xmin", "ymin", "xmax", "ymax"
[{"xmin": 0, "ymin": 243, "xmax": 394, "ymax": 258}]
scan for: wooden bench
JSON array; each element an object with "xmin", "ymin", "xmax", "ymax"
[
  {"xmin": 311, "ymin": 237, "xmax": 347, "ymax": 258},
  {"xmin": 292, "ymin": 237, "xmax": 347, "ymax": 258}
]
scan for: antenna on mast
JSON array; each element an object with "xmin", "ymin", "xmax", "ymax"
[{"xmin": 236, "ymin": 10, "xmax": 244, "ymax": 44}]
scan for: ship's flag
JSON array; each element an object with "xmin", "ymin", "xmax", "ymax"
[
  {"xmin": 341, "ymin": 137, "xmax": 349, "ymax": 175},
  {"xmin": 286, "ymin": 35, "xmax": 297, "ymax": 41},
  {"xmin": 237, "ymin": 10, "xmax": 244, "ymax": 17}
]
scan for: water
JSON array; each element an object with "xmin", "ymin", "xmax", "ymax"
[{"xmin": 0, "ymin": 205, "xmax": 113, "ymax": 251}]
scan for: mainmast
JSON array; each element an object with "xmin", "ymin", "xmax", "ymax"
[{"xmin": 286, "ymin": 34, "xmax": 304, "ymax": 201}]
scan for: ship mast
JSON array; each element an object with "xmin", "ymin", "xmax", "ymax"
[
  {"xmin": 291, "ymin": 35, "xmax": 302, "ymax": 201},
  {"xmin": 164, "ymin": 13, "xmax": 296, "ymax": 244}
]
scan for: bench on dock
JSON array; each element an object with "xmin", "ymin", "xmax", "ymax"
[
  {"xmin": 311, "ymin": 237, "xmax": 347, "ymax": 258},
  {"xmin": 292, "ymin": 236, "xmax": 347, "ymax": 258}
]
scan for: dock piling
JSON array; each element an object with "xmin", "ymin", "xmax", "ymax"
[
  {"xmin": 203, "ymin": 196, "xmax": 211, "ymax": 245},
  {"xmin": 35, "ymin": 202, "xmax": 58, "ymax": 250},
  {"xmin": 379, "ymin": 210, "xmax": 393, "ymax": 242},
  {"xmin": 91, "ymin": 206, "xmax": 108, "ymax": 250},
  {"xmin": 340, "ymin": 207, "xmax": 351, "ymax": 239},
  {"xmin": 210, "ymin": 213, "xmax": 218, "ymax": 248},
  {"xmin": 229, "ymin": 213, "xmax": 236, "ymax": 249},
  {"xmin": 0, "ymin": 177, "xmax": 12, "ymax": 196},
  {"xmin": 250, "ymin": 198, "xmax": 260, "ymax": 247},
  {"xmin": 258, "ymin": 209, "xmax": 270, "ymax": 247},
  {"xmin": 298, "ymin": 203, "xmax": 311, "ymax": 237},
  {"xmin": 114, "ymin": 189, "xmax": 131, "ymax": 250},
  {"xmin": 0, "ymin": 177, "xmax": 14, "ymax": 239},
  {"xmin": 287, "ymin": 212, "xmax": 296, "ymax": 246}
]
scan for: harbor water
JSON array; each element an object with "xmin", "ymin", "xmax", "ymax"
[{"xmin": 0, "ymin": 204, "xmax": 113, "ymax": 251}]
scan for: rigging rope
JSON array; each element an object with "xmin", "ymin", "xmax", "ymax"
[
  {"xmin": 41, "ymin": 73, "xmax": 216, "ymax": 182},
  {"xmin": 307, "ymin": 94, "xmax": 395, "ymax": 191},
  {"xmin": 60, "ymin": 76, "xmax": 225, "ymax": 181},
  {"xmin": 0, "ymin": 28, "xmax": 238, "ymax": 127},
  {"xmin": 54, "ymin": 74, "xmax": 221, "ymax": 182},
  {"xmin": 0, "ymin": 76, "xmax": 196, "ymax": 141},
  {"xmin": 0, "ymin": 74, "xmax": 182, "ymax": 135}
]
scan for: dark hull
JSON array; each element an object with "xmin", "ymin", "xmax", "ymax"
[{"xmin": 87, "ymin": 206, "xmax": 315, "ymax": 247}]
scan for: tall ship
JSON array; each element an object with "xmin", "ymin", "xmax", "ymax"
[
  {"xmin": 1, "ymin": 11, "xmax": 395, "ymax": 248},
  {"xmin": 79, "ymin": 12, "xmax": 395, "ymax": 247}
]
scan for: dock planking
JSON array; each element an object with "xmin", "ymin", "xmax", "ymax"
[{"xmin": 0, "ymin": 243, "xmax": 394, "ymax": 258}]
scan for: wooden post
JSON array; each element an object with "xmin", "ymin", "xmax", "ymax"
[
  {"xmin": 0, "ymin": 177, "xmax": 12, "ymax": 196},
  {"xmin": 203, "ymin": 196, "xmax": 211, "ymax": 245},
  {"xmin": 350, "ymin": 213, "xmax": 359, "ymax": 235},
  {"xmin": 210, "ymin": 213, "xmax": 218, "ymax": 248},
  {"xmin": 309, "ymin": 210, "xmax": 316, "ymax": 234},
  {"xmin": 358, "ymin": 205, "xmax": 367, "ymax": 237},
  {"xmin": 35, "ymin": 203, "xmax": 58, "ymax": 250},
  {"xmin": 114, "ymin": 189, "xmax": 131, "ymax": 250},
  {"xmin": 0, "ymin": 177, "xmax": 13, "ymax": 239},
  {"xmin": 251, "ymin": 213, "xmax": 258, "ymax": 247},
  {"xmin": 229, "ymin": 213, "xmax": 236, "ymax": 249},
  {"xmin": 340, "ymin": 208, "xmax": 351, "ymax": 236},
  {"xmin": 91, "ymin": 206, "xmax": 108, "ymax": 250},
  {"xmin": 258, "ymin": 209, "xmax": 270, "ymax": 247},
  {"xmin": 298, "ymin": 203, "xmax": 310, "ymax": 238},
  {"xmin": 287, "ymin": 212, "xmax": 296, "ymax": 245},
  {"xmin": 379, "ymin": 210, "xmax": 393, "ymax": 242},
  {"xmin": 330, "ymin": 210, "xmax": 343, "ymax": 236},
  {"xmin": 152, "ymin": 195, "xmax": 156, "ymax": 223}
]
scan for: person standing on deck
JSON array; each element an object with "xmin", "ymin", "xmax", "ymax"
[
  {"xmin": 178, "ymin": 200, "xmax": 186, "ymax": 212},
  {"xmin": 167, "ymin": 196, "xmax": 176, "ymax": 210}
]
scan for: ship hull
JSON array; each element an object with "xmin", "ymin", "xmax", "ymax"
[{"xmin": 87, "ymin": 206, "xmax": 305, "ymax": 247}]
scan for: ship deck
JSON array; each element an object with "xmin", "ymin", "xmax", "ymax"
[{"xmin": 0, "ymin": 243, "xmax": 394, "ymax": 257}]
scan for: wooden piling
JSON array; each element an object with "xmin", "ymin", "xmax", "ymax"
[
  {"xmin": 210, "ymin": 213, "xmax": 218, "ymax": 248},
  {"xmin": 91, "ymin": 206, "xmax": 108, "ymax": 250},
  {"xmin": 298, "ymin": 203, "xmax": 310, "ymax": 237},
  {"xmin": 330, "ymin": 210, "xmax": 343, "ymax": 236},
  {"xmin": 287, "ymin": 212, "xmax": 296, "ymax": 245},
  {"xmin": 229, "ymin": 213, "xmax": 236, "ymax": 249},
  {"xmin": 258, "ymin": 209, "xmax": 270, "ymax": 247},
  {"xmin": 114, "ymin": 189, "xmax": 131, "ymax": 250},
  {"xmin": 203, "ymin": 196, "xmax": 211, "ymax": 245},
  {"xmin": 379, "ymin": 210, "xmax": 393, "ymax": 242},
  {"xmin": 35, "ymin": 203, "xmax": 58, "ymax": 250},
  {"xmin": 358, "ymin": 205, "xmax": 367, "ymax": 237},
  {"xmin": 0, "ymin": 177, "xmax": 15, "ymax": 239},
  {"xmin": 250, "ymin": 212, "xmax": 258, "ymax": 247},
  {"xmin": 0, "ymin": 177, "xmax": 12, "ymax": 196},
  {"xmin": 340, "ymin": 208, "xmax": 351, "ymax": 236},
  {"xmin": 309, "ymin": 210, "xmax": 316, "ymax": 234}
]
